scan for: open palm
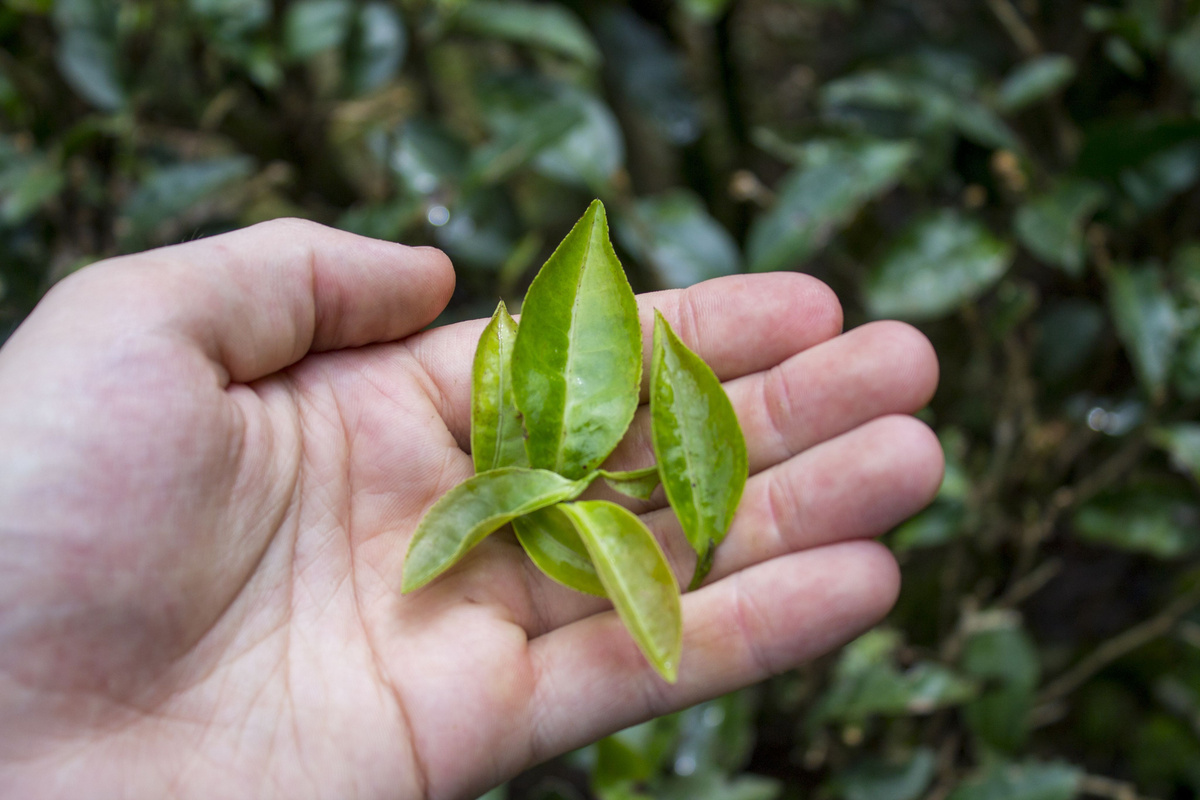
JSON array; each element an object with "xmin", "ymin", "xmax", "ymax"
[{"xmin": 0, "ymin": 220, "xmax": 942, "ymax": 800}]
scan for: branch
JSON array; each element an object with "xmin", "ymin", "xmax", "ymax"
[
  {"xmin": 984, "ymin": 0, "xmax": 1042, "ymax": 57},
  {"xmin": 1039, "ymin": 583, "xmax": 1200, "ymax": 705}
]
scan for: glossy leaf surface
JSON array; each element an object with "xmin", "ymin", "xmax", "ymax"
[
  {"xmin": 650, "ymin": 312, "xmax": 747, "ymax": 586},
  {"xmin": 995, "ymin": 55, "xmax": 1076, "ymax": 112},
  {"xmin": 512, "ymin": 199, "xmax": 641, "ymax": 479},
  {"xmin": 946, "ymin": 760, "xmax": 1081, "ymax": 800},
  {"xmin": 599, "ymin": 466, "xmax": 662, "ymax": 502},
  {"xmin": 617, "ymin": 189, "xmax": 740, "ymax": 288},
  {"xmin": 560, "ymin": 501, "xmax": 682, "ymax": 682},
  {"xmin": 453, "ymin": 1, "xmax": 600, "ymax": 67},
  {"xmin": 1151, "ymin": 424, "xmax": 1200, "ymax": 483},
  {"xmin": 402, "ymin": 468, "xmax": 589, "ymax": 592},
  {"xmin": 472, "ymin": 301, "xmax": 528, "ymax": 473},
  {"xmin": 513, "ymin": 505, "xmax": 605, "ymax": 597}
]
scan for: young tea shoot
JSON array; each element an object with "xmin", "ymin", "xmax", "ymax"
[{"xmin": 402, "ymin": 199, "xmax": 747, "ymax": 683}]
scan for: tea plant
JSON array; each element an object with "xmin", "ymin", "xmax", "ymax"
[{"xmin": 401, "ymin": 200, "xmax": 747, "ymax": 682}]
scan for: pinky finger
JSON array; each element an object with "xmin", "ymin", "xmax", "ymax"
[{"xmin": 524, "ymin": 540, "xmax": 900, "ymax": 764}]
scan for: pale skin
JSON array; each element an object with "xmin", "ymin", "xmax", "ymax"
[{"xmin": 0, "ymin": 219, "xmax": 943, "ymax": 800}]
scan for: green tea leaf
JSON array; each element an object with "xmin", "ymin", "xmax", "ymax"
[
  {"xmin": 651, "ymin": 312, "xmax": 747, "ymax": 588},
  {"xmin": 513, "ymin": 505, "xmax": 605, "ymax": 597},
  {"xmin": 996, "ymin": 55, "xmax": 1076, "ymax": 112},
  {"xmin": 599, "ymin": 466, "xmax": 662, "ymax": 502},
  {"xmin": 746, "ymin": 138, "xmax": 915, "ymax": 273},
  {"xmin": 865, "ymin": 209, "xmax": 1013, "ymax": 321},
  {"xmin": 472, "ymin": 301, "xmax": 528, "ymax": 473},
  {"xmin": 946, "ymin": 760, "xmax": 1082, "ymax": 800},
  {"xmin": 402, "ymin": 467, "xmax": 591, "ymax": 592},
  {"xmin": 1014, "ymin": 180, "xmax": 1107, "ymax": 277},
  {"xmin": 559, "ymin": 500, "xmax": 683, "ymax": 682},
  {"xmin": 512, "ymin": 199, "xmax": 642, "ymax": 479},
  {"xmin": 1107, "ymin": 263, "xmax": 1180, "ymax": 399},
  {"xmin": 453, "ymin": 1, "xmax": 600, "ymax": 67}
]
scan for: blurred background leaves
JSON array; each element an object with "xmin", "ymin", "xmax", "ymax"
[{"xmin": 3, "ymin": 0, "xmax": 1200, "ymax": 798}]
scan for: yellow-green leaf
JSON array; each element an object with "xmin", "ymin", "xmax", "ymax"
[
  {"xmin": 559, "ymin": 500, "xmax": 683, "ymax": 682},
  {"xmin": 512, "ymin": 199, "xmax": 642, "ymax": 479},
  {"xmin": 650, "ymin": 311, "xmax": 747, "ymax": 588},
  {"xmin": 513, "ymin": 505, "xmax": 606, "ymax": 597},
  {"xmin": 598, "ymin": 465, "xmax": 662, "ymax": 501},
  {"xmin": 472, "ymin": 300, "xmax": 528, "ymax": 473},
  {"xmin": 402, "ymin": 468, "xmax": 590, "ymax": 592}
]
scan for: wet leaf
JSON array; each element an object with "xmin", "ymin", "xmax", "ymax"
[
  {"xmin": 651, "ymin": 312, "xmax": 746, "ymax": 588},
  {"xmin": 512, "ymin": 199, "xmax": 641, "ymax": 479},
  {"xmin": 747, "ymin": 138, "xmax": 914, "ymax": 273},
  {"xmin": 1014, "ymin": 180, "xmax": 1106, "ymax": 277},
  {"xmin": 836, "ymin": 748, "xmax": 936, "ymax": 800},
  {"xmin": 472, "ymin": 301, "xmax": 528, "ymax": 473},
  {"xmin": 559, "ymin": 500, "xmax": 683, "ymax": 682},
  {"xmin": 865, "ymin": 210, "xmax": 1014, "ymax": 320},
  {"xmin": 1107, "ymin": 263, "xmax": 1180, "ymax": 399},
  {"xmin": 946, "ymin": 760, "xmax": 1082, "ymax": 800},
  {"xmin": 513, "ymin": 505, "xmax": 605, "ymax": 597},
  {"xmin": 402, "ymin": 468, "xmax": 591, "ymax": 592},
  {"xmin": 1074, "ymin": 483, "xmax": 1200, "ymax": 559},
  {"xmin": 599, "ymin": 466, "xmax": 662, "ymax": 502},
  {"xmin": 618, "ymin": 190, "xmax": 740, "ymax": 288},
  {"xmin": 453, "ymin": 1, "xmax": 600, "ymax": 67},
  {"xmin": 996, "ymin": 55, "xmax": 1076, "ymax": 112},
  {"xmin": 1150, "ymin": 424, "xmax": 1200, "ymax": 482}
]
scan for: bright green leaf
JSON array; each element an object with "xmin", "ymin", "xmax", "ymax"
[
  {"xmin": 559, "ymin": 500, "xmax": 683, "ymax": 682},
  {"xmin": 651, "ymin": 311, "xmax": 747, "ymax": 588},
  {"xmin": 472, "ymin": 300, "xmax": 528, "ymax": 473},
  {"xmin": 453, "ymin": 1, "xmax": 600, "ymax": 67},
  {"xmin": 514, "ymin": 505, "xmax": 606, "ymax": 597},
  {"xmin": 512, "ymin": 200, "xmax": 642, "ymax": 480},
  {"xmin": 865, "ymin": 209, "xmax": 1014, "ymax": 320},
  {"xmin": 996, "ymin": 55, "xmax": 1076, "ymax": 112},
  {"xmin": 599, "ymin": 466, "xmax": 662, "ymax": 502},
  {"xmin": 747, "ymin": 138, "xmax": 915, "ymax": 273},
  {"xmin": 1107, "ymin": 263, "xmax": 1180, "ymax": 399},
  {"xmin": 402, "ymin": 468, "xmax": 592, "ymax": 592},
  {"xmin": 1014, "ymin": 180, "xmax": 1106, "ymax": 276},
  {"xmin": 618, "ymin": 189, "xmax": 741, "ymax": 288}
]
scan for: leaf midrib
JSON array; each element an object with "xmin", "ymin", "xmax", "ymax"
[{"xmin": 554, "ymin": 212, "xmax": 599, "ymax": 473}]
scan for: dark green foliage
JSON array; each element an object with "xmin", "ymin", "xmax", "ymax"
[{"xmin": 4, "ymin": 0, "xmax": 1200, "ymax": 797}]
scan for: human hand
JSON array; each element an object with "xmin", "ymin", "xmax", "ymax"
[{"xmin": 0, "ymin": 219, "xmax": 942, "ymax": 800}]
